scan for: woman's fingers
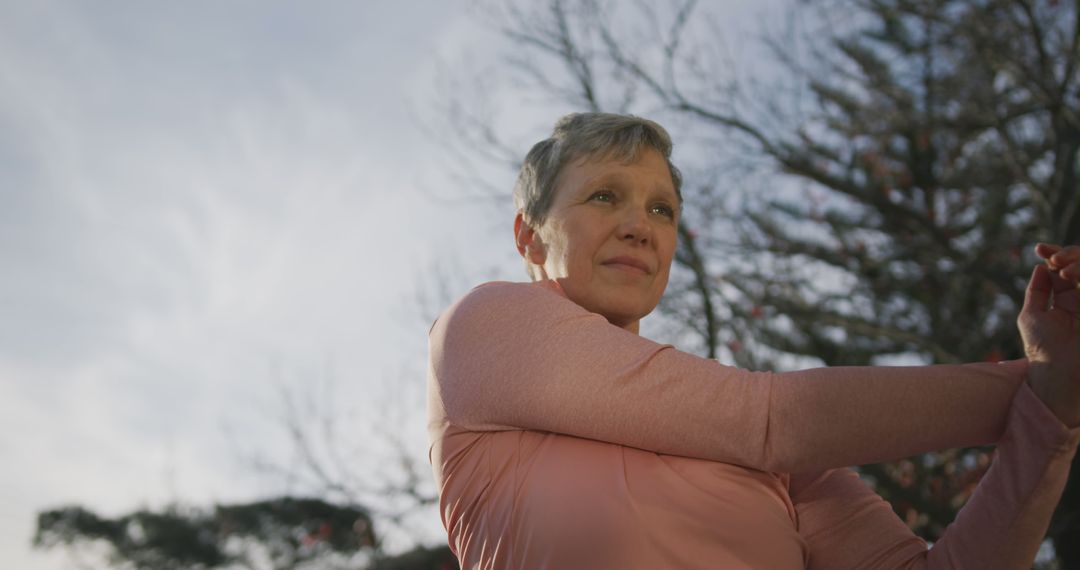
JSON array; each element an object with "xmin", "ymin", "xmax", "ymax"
[
  {"xmin": 1034, "ymin": 243, "xmax": 1080, "ymax": 282},
  {"xmin": 1051, "ymin": 250, "xmax": 1080, "ymax": 272},
  {"xmin": 1023, "ymin": 264, "xmax": 1053, "ymax": 314},
  {"xmin": 1047, "ymin": 271, "xmax": 1079, "ymax": 310},
  {"xmin": 1054, "ymin": 282, "xmax": 1079, "ymax": 313},
  {"xmin": 1049, "ymin": 259, "xmax": 1079, "ymax": 313},
  {"xmin": 1036, "ymin": 243, "xmax": 1062, "ymax": 261},
  {"xmin": 1045, "ymin": 244, "xmax": 1080, "ymax": 268},
  {"xmin": 1060, "ymin": 260, "xmax": 1080, "ymax": 281}
]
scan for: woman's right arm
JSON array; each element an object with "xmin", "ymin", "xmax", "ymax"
[
  {"xmin": 429, "ymin": 281, "xmax": 1027, "ymax": 473},
  {"xmin": 788, "ymin": 381, "xmax": 1078, "ymax": 569}
]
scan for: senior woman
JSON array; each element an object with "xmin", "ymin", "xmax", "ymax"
[{"xmin": 427, "ymin": 113, "xmax": 1080, "ymax": 569}]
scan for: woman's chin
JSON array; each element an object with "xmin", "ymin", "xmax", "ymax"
[
  {"xmin": 595, "ymin": 303, "xmax": 653, "ymax": 331},
  {"xmin": 561, "ymin": 285, "xmax": 659, "ymax": 329}
]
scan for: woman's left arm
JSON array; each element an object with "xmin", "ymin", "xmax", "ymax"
[{"xmin": 790, "ymin": 381, "xmax": 1079, "ymax": 570}]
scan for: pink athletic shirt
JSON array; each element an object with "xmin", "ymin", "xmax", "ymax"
[{"xmin": 427, "ymin": 280, "xmax": 1079, "ymax": 569}]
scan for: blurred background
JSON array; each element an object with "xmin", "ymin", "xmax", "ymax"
[{"xmin": 2, "ymin": 0, "xmax": 1077, "ymax": 568}]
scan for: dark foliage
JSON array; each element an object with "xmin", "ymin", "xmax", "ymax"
[{"xmin": 34, "ymin": 497, "xmax": 379, "ymax": 569}]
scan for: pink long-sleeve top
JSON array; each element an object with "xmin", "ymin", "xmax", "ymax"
[{"xmin": 427, "ymin": 280, "xmax": 1079, "ymax": 569}]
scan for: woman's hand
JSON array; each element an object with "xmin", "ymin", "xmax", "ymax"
[
  {"xmin": 1038, "ymin": 243, "xmax": 1080, "ymax": 280},
  {"xmin": 1018, "ymin": 243, "xmax": 1080, "ymax": 428}
]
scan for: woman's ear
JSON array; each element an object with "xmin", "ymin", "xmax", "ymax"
[{"xmin": 514, "ymin": 212, "xmax": 545, "ymax": 265}]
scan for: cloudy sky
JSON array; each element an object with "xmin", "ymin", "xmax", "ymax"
[{"xmin": 0, "ymin": 1, "xmax": 777, "ymax": 567}]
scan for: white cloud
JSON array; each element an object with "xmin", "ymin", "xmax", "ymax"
[
  {"xmin": 0, "ymin": 1, "xmax": 482, "ymax": 567},
  {"xmin": 0, "ymin": 0, "xmax": 788, "ymax": 566}
]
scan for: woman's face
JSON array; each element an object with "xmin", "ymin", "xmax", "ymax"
[{"xmin": 515, "ymin": 147, "xmax": 679, "ymax": 333}]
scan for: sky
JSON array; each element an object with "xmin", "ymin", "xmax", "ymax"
[{"xmin": 0, "ymin": 1, "xmax": 781, "ymax": 567}]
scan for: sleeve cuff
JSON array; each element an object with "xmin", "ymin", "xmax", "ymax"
[{"xmin": 1008, "ymin": 381, "xmax": 1080, "ymax": 454}]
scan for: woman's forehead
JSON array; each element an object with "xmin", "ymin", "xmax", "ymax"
[{"xmin": 559, "ymin": 150, "xmax": 677, "ymax": 194}]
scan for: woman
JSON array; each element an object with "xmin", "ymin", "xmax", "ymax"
[{"xmin": 427, "ymin": 113, "xmax": 1080, "ymax": 569}]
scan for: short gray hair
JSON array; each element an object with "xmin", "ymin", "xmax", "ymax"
[{"xmin": 513, "ymin": 113, "xmax": 683, "ymax": 227}]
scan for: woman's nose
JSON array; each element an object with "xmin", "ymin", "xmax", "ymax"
[{"xmin": 618, "ymin": 208, "xmax": 652, "ymax": 244}]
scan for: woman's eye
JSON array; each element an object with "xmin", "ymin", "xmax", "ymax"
[
  {"xmin": 651, "ymin": 203, "xmax": 676, "ymax": 219},
  {"xmin": 589, "ymin": 190, "xmax": 615, "ymax": 203}
]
